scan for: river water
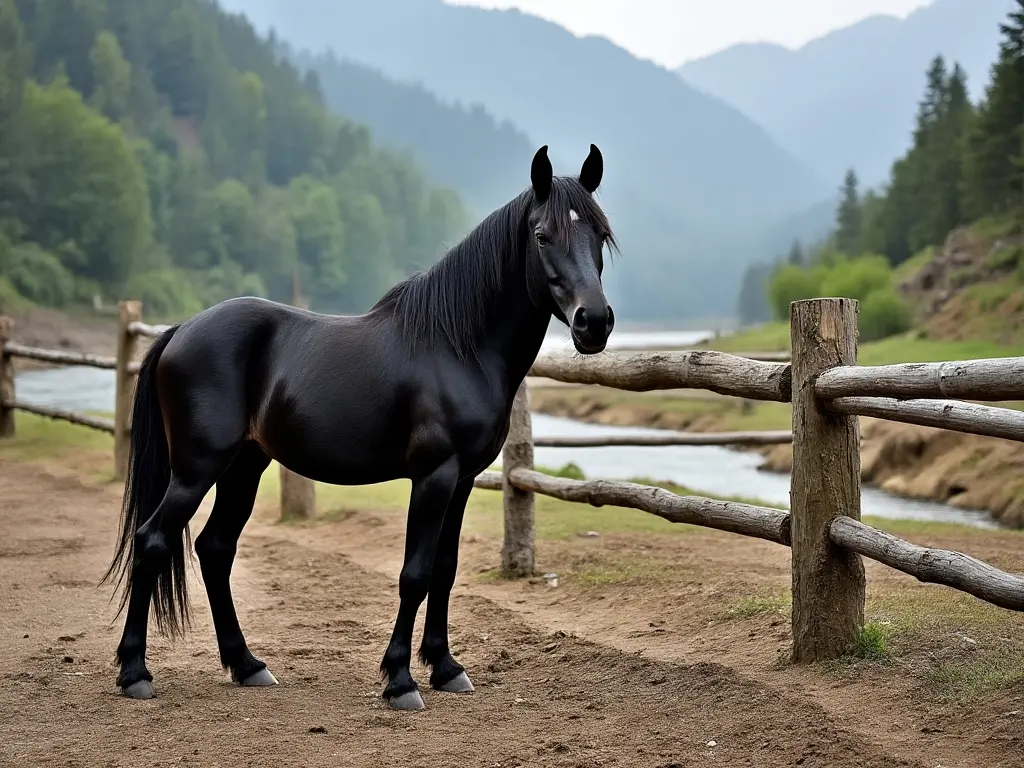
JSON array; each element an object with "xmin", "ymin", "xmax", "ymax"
[{"xmin": 13, "ymin": 327, "xmax": 998, "ymax": 529}]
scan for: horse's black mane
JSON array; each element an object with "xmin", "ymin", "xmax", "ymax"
[{"xmin": 375, "ymin": 176, "xmax": 616, "ymax": 360}]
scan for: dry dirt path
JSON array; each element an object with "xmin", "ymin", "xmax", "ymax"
[{"xmin": 0, "ymin": 459, "xmax": 1019, "ymax": 767}]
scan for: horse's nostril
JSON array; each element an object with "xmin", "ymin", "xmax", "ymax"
[
  {"xmin": 606, "ymin": 305, "xmax": 615, "ymax": 332},
  {"xmin": 572, "ymin": 307, "xmax": 589, "ymax": 334}
]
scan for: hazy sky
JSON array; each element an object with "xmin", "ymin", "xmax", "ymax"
[{"xmin": 448, "ymin": 0, "xmax": 933, "ymax": 67}]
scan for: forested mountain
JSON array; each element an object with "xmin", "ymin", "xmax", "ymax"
[
  {"xmin": 678, "ymin": 0, "xmax": 1013, "ymax": 186},
  {"xmin": 220, "ymin": 0, "xmax": 829, "ymax": 322},
  {"xmin": 741, "ymin": 1, "xmax": 1024, "ymax": 330},
  {"xmin": 0, "ymin": 0, "xmax": 467, "ymax": 317},
  {"xmin": 286, "ymin": 47, "xmax": 536, "ymax": 217}
]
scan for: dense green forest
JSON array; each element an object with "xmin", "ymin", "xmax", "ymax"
[
  {"xmin": 0, "ymin": 0, "xmax": 468, "ymax": 317},
  {"xmin": 738, "ymin": 0, "xmax": 1024, "ymax": 332},
  {"xmin": 286, "ymin": 46, "xmax": 536, "ymax": 217}
]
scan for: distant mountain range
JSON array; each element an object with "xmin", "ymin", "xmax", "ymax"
[
  {"xmin": 677, "ymin": 0, "xmax": 1014, "ymax": 187},
  {"xmin": 285, "ymin": 47, "xmax": 536, "ymax": 218},
  {"xmin": 219, "ymin": 0, "xmax": 829, "ymax": 322}
]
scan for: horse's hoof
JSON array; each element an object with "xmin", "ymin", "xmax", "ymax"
[
  {"xmin": 387, "ymin": 689, "xmax": 426, "ymax": 711},
  {"xmin": 434, "ymin": 672, "xmax": 475, "ymax": 693},
  {"xmin": 235, "ymin": 668, "xmax": 278, "ymax": 687},
  {"xmin": 122, "ymin": 680, "xmax": 154, "ymax": 700}
]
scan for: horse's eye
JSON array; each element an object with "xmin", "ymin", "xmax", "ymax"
[{"xmin": 536, "ymin": 232, "xmax": 551, "ymax": 247}]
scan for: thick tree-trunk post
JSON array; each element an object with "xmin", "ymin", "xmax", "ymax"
[
  {"xmin": 501, "ymin": 380, "xmax": 535, "ymax": 577},
  {"xmin": 280, "ymin": 466, "xmax": 316, "ymax": 521},
  {"xmin": 789, "ymin": 298, "xmax": 865, "ymax": 663},
  {"xmin": 0, "ymin": 316, "xmax": 14, "ymax": 438},
  {"xmin": 279, "ymin": 290, "xmax": 316, "ymax": 521},
  {"xmin": 114, "ymin": 301, "xmax": 142, "ymax": 480}
]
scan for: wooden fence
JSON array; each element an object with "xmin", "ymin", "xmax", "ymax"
[
  {"xmin": 474, "ymin": 297, "xmax": 1024, "ymax": 663},
  {"xmin": 3, "ymin": 297, "xmax": 1024, "ymax": 662}
]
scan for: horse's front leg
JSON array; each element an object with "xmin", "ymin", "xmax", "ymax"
[
  {"xmin": 380, "ymin": 457, "xmax": 459, "ymax": 710},
  {"xmin": 419, "ymin": 478, "xmax": 475, "ymax": 694}
]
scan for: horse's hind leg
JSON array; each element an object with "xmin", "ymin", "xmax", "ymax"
[
  {"xmin": 194, "ymin": 442, "xmax": 273, "ymax": 687},
  {"xmin": 419, "ymin": 478, "xmax": 475, "ymax": 694},
  {"xmin": 117, "ymin": 471, "xmax": 221, "ymax": 698}
]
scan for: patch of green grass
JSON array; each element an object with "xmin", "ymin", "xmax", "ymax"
[
  {"xmin": 965, "ymin": 278, "xmax": 1021, "ymax": 312},
  {"xmin": 722, "ymin": 591, "xmax": 791, "ymax": 620},
  {"xmin": 538, "ymin": 461, "xmax": 586, "ymax": 480},
  {"xmin": 844, "ymin": 621, "xmax": 893, "ymax": 662},
  {"xmin": 988, "ymin": 243, "xmax": 1024, "ymax": 271},
  {"xmin": 858, "ymin": 335, "xmax": 1024, "ymax": 365},
  {"xmin": 0, "ymin": 410, "xmax": 114, "ymax": 463},
  {"xmin": 922, "ymin": 645, "xmax": 1024, "ymax": 702},
  {"xmin": 973, "ymin": 215, "xmax": 1021, "ymax": 241},
  {"xmin": 568, "ymin": 557, "xmax": 671, "ymax": 586},
  {"xmin": 891, "ymin": 246, "xmax": 936, "ymax": 284},
  {"xmin": 701, "ymin": 322, "xmax": 790, "ymax": 353}
]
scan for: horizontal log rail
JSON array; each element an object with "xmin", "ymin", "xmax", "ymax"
[
  {"xmin": 2, "ymin": 399, "xmax": 115, "ymax": 434},
  {"xmin": 826, "ymin": 396, "xmax": 1024, "ymax": 443},
  {"xmin": 126, "ymin": 320, "xmax": 172, "ymax": 339},
  {"xmin": 528, "ymin": 350, "xmax": 792, "ymax": 402},
  {"xmin": 3, "ymin": 342, "xmax": 118, "ymax": 370},
  {"xmin": 532, "ymin": 430, "xmax": 793, "ymax": 447},
  {"xmin": 476, "ymin": 467, "xmax": 792, "ymax": 546},
  {"xmin": 815, "ymin": 357, "xmax": 1024, "ymax": 401},
  {"xmin": 830, "ymin": 516, "xmax": 1024, "ymax": 612}
]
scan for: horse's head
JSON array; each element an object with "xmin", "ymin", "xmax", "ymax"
[{"xmin": 527, "ymin": 144, "xmax": 616, "ymax": 355}]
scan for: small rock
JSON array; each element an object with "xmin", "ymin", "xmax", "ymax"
[
  {"xmin": 308, "ymin": 726, "xmax": 327, "ymax": 734},
  {"xmin": 706, "ymin": 740, "xmax": 717, "ymax": 747},
  {"xmin": 514, "ymin": 697, "xmax": 526, "ymax": 705},
  {"xmin": 543, "ymin": 643, "xmax": 559, "ymax": 653},
  {"xmin": 581, "ymin": 531, "xmax": 600, "ymax": 538},
  {"xmin": 58, "ymin": 636, "xmax": 76, "ymax": 643},
  {"xmin": 62, "ymin": 656, "xmax": 73, "ymax": 664}
]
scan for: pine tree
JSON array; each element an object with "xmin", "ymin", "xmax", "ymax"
[
  {"xmin": 89, "ymin": 31, "xmax": 131, "ymax": 124},
  {"xmin": 962, "ymin": 0, "xmax": 1024, "ymax": 218},
  {"xmin": 786, "ymin": 239, "xmax": 804, "ymax": 265},
  {"xmin": 835, "ymin": 169, "xmax": 862, "ymax": 254}
]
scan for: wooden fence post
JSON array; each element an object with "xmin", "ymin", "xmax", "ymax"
[
  {"xmin": 789, "ymin": 298, "xmax": 865, "ymax": 662},
  {"xmin": 114, "ymin": 300, "xmax": 142, "ymax": 481},
  {"xmin": 279, "ymin": 289, "xmax": 316, "ymax": 521},
  {"xmin": 0, "ymin": 316, "xmax": 14, "ymax": 438},
  {"xmin": 501, "ymin": 380, "xmax": 535, "ymax": 577}
]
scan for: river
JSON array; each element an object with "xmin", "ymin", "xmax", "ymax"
[{"xmin": 13, "ymin": 327, "xmax": 998, "ymax": 530}]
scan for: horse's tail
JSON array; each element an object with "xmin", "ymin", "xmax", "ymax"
[{"xmin": 102, "ymin": 324, "xmax": 185, "ymax": 636}]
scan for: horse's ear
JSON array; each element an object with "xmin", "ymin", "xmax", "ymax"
[
  {"xmin": 531, "ymin": 145, "xmax": 552, "ymax": 203},
  {"xmin": 579, "ymin": 143, "xmax": 603, "ymax": 194}
]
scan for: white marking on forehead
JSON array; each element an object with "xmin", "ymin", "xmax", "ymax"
[{"xmin": 569, "ymin": 209, "xmax": 580, "ymax": 223}]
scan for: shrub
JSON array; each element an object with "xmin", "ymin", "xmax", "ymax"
[
  {"xmin": 768, "ymin": 264, "xmax": 825, "ymax": 320},
  {"xmin": 860, "ymin": 290, "xmax": 914, "ymax": 341},
  {"xmin": 820, "ymin": 254, "xmax": 893, "ymax": 301},
  {"xmin": 3, "ymin": 243, "xmax": 76, "ymax": 307},
  {"xmin": 124, "ymin": 269, "xmax": 204, "ymax": 318}
]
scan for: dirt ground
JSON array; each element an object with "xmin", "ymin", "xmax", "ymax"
[{"xmin": 1, "ymin": 451, "xmax": 1022, "ymax": 768}]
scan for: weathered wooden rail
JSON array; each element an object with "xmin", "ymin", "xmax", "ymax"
[
  {"xmin": 473, "ymin": 297, "xmax": 1024, "ymax": 663},
  {"xmin": 3, "ymin": 297, "xmax": 1024, "ymax": 663}
]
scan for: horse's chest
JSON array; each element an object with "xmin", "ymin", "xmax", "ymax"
[{"xmin": 451, "ymin": 396, "xmax": 513, "ymax": 467}]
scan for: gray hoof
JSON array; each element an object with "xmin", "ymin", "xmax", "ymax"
[
  {"xmin": 235, "ymin": 668, "xmax": 279, "ymax": 687},
  {"xmin": 435, "ymin": 672, "xmax": 475, "ymax": 693},
  {"xmin": 122, "ymin": 680, "xmax": 154, "ymax": 699},
  {"xmin": 387, "ymin": 689, "xmax": 426, "ymax": 711}
]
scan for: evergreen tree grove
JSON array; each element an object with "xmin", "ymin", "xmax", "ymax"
[{"xmin": 0, "ymin": 0, "xmax": 469, "ymax": 316}]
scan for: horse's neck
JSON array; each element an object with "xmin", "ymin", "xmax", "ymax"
[{"xmin": 479, "ymin": 272, "xmax": 551, "ymax": 391}]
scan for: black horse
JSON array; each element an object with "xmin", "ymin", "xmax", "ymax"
[{"xmin": 104, "ymin": 144, "xmax": 617, "ymax": 710}]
